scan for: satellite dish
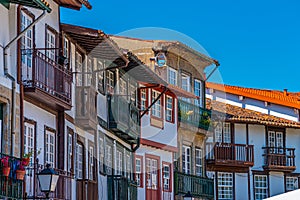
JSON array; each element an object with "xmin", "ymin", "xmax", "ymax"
[{"xmin": 155, "ymin": 52, "xmax": 167, "ymax": 67}]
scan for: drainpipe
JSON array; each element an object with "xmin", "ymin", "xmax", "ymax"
[{"xmin": 2, "ymin": 10, "xmax": 46, "ymax": 156}]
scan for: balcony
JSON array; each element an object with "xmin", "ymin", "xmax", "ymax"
[
  {"xmin": 206, "ymin": 143, "xmax": 254, "ymax": 172},
  {"xmin": 262, "ymin": 147, "xmax": 296, "ymax": 172},
  {"xmin": 22, "ymin": 50, "xmax": 72, "ymax": 110},
  {"xmin": 24, "ymin": 163, "xmax": 72, "ymax": 199},
  {"xmin": 178, "ymin": 99, "xmax": 211, "ymax": 131},
  {"xmin": 107, "ymin": 95, "xmax": 140, "ymax": 144},
  {"xmin": 75, "ymin": 86, "xmax": 97, "ymax": 130},
  {"xmin": 0, "ymin": 153, "xmax": 23, "ymax": 199},
  {"xmin": 174, "ymin": 171, "xmax": 214, "ymax": 199},
  {"xmin": 107, "ymin": 175, "xmax": 137, "ymax": 200}
]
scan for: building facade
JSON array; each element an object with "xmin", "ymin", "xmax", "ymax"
[{"xmin": 206, "ymin": 82, "xmax": 300, "ymax": 200}]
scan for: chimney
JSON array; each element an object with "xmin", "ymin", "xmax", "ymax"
[{"xmin": 284, "ymin": 89, "xmax": 288, "ymax": 96}]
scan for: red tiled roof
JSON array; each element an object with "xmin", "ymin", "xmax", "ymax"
[
  {"xmin": 207, "ymin": 99, "xmax": 300, "ymax": 128},
  {"xmin": 206, "ymin": 82, "xmax": 300, "ymax": 109}
]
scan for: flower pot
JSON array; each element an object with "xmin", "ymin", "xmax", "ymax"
[
  {"xmin": 16, "ymin": 169, "xmax": 26, "ymax": 180},
  {"xmin": 22, "ymin": 158, "xmax": 30, "ymax": 166},
  {"xmin": 2, "ymin": 167, "xmax": 11, "ymax": 176}
]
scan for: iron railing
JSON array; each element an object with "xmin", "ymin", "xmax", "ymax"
[
  {"xmin": 178, "ymin": 99, "xmax": 211, "ymax": 130},
  {"xmin": 0, "ymin": 153, "xmax": 23, "ymax": 199}
]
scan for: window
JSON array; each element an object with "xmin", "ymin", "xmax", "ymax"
[
  {"xmin": 67, "ymin": 132, "xmax": 73, "ymax": 172},
  {"xmin": 215, "ymin": 122, "xmax": 231, "ymax": 143},
  {"xmin": 119, "ymin": 78, "xmax": 127, "ymax": 95},
  {"xmin": 76, "ymin": 143, "xmax": 83, "ymax": 179},
  {"xmin": 129, "ymin": 83, "xmax": 137, "ymax": 105},
  {"xmin": 116, "ymin": 149, "xmax": 123, "ymax": 175},
  {"xmin": 20, "ymin": 11, "xmax": 33, "ymax": 81},
  {"xmin": 106, "ymin": 70, "xmax": 114, "ymax": 93},
  {"xmin": 99, "ymin": 137, "xmax": 104, "ymax": 174},
  {"xmin": 105, "ymin": 144, "xmax": 113, "ymax": 175},
  {"xmin": 0, "ymin": 104, "xmax": 2, "ymax": 150},
  {"xmin": 195, "ymin": 148, "xmax": 203, "ymax": 176},
  {"xmin": 85, "ymin": 58, "xmax": 93, "ymax": 86},
  {"xmin": 46, "ymin": 28, "xmax": 56, "ymax": 61},
  {"xmin": 75, "ymin": 51, "xmax": 83, "ymax": 86},
  {"xmin": 146, "ymin": 157, "xmax": 158, "ymax": 190},
  {"xmin": 125, "ymin": 151, "xmax": 131, "ymax": 179},
  {"xmin": 218, "ymin": 172, "xmax": 233, "ymax": 200},
  {"xmin": 24, "ymin": 122, "xmax": 35, "ymax": 164},
  {"xmin": 181, "ymin": 73, "xmax": 190, "ymax": 92},
  {"xmin": 254, "ymin": 175, "xmax": 268, "ymax": 200},
  {"xmin": 267, "ymin": 130, "xmax": 284, "ymax": 154},
  {"xmin": 286, "ymin": 176, "xmax": 299, "ymax": 191},
  {"xmin": 89, "ymin": 146, "xmax": 94, "ymax": 180},
  {"xmin": 45, "ymin": 130, "xmax": 55, "ymax": 167},
  {"xmin": 194, "ymin": 79, "xmax": 203, "ymax": 107},
  {"xmin": 135, "ymin": 156, "xmax": 143, "ymax": 187},
  {"xmin": 151, "ymin": 90, "xmax": 162, "ymax": 118},
  {"xmin": 163, "ymin": 163, "xmax": 171, "ymax": 191},
  {"xmin": 182, "ymin": 145, "xmax": 191, "ymax": 174},
  {"xmin": 97, "ymin": 60, "xmax": 104, "ymax": 93},
  {"xmin": 140, "ymin": 89, "xmax": 147, "ymax": 111},
  {"xmin": 165, "ymin": 95, "xmax": 173, "ymax": 122},
  {"xmin": 63, "ymin": 36, "xmax": 69, "ymax": 59},
  {"xmin": 168, "ymin": 67, "xmax": 177, "ymax": 85}
]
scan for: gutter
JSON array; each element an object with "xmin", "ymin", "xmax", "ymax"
[{"xmin": 1, "ymin": 10, "xmax": 46, "ymax": 156}]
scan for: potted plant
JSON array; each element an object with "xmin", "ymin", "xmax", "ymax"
[
  {"xmin": 16, "ymin": 159, "xmax": 28, "ymax": 180},
  {"xmin": 1, "ymin": 156, "xmax": 11, "ymax": 176}
]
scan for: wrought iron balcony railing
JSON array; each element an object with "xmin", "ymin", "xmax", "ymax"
[
  {"xmin": 174, "ymin": 171, "xmax": 214, "ymax": 199},
  {"xmin": 178, "ymin": 99, "xmax": 211, "ymax": 130},
  {"xmin": 0, "ymin": 153, "xmax": 23, "ymax": 199}
]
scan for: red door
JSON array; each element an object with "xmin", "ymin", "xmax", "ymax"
[{"xmin": 146, "ymin": 155, "xmax": 161, "ymax": 200}]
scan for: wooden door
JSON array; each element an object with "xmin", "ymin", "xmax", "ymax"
[{"xmin": 146, "ymin": 155, "xmax": 161, "ymax": 200}]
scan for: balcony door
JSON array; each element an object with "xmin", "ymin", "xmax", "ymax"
[
  {"xmin": 20, "ymin": 10, "xmax": 33, "ymax": 82},
  {"xmin": 146, "ymin": 155, "xmax": 161, "ymax": 200},
  {"xmin": 45, "ymin": 28, "xmax": 56, "ymax": 93},
  {"xmin": 76, "ymin": 142, "xmax": 85, "ymax": 200},
  {"xmin": 267, "ymin": 130, "xmax": 284, "ymax": 154}
]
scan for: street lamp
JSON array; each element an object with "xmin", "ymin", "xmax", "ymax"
[
  {"xmin": 37, "ymin": 164, "xmax": 59, "ymax": 199},
  {"xmin": 184, "ymin": 191, "xmax": 194, "ymax": 200}
]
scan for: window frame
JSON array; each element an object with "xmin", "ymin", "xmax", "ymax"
[
  {"xmin": 182, "ymin": 145, "xmax": 191, "ymax": 174},
  {"xmin": 214, "ymin": 122, "xmax": 232, "ymax": 143},
  {"xmin": 76, "ymin": 141, "xmax": 84, "ymax": 180},
  {"xmin": 106, "ymin": 70, "xmax": 115, "ymax": 94},
  {"xmin": 44, "ymin": 126, "xmax": 56, "ymax": 168},
  {"xmin": 45, "ymin": 24, "xmax": 57, "ymax": 62},
  {"xmin": 88, "ymin": 145, "xmax": 94, "ymax": 180},
  {"xmin": 162, "ymin": 162, "xmax": 172, "ymax": 192},
  {"xmin": 67, "ymin": 127, "xmax": 74, "ymax": 173},
  {"xmin": 75, "ymin": 50, "xmax": 83, "ymax": 86},
  {"xmin": 139, "ymin": 88, "xmax": 148, "ymax": 114},
  {"xmin": 195, "ymin": 147, "xmax": 203, "ymax": 177},
  {"xmin": 105, "ymin": 139, "xmax": 113, "ymax": 175},
  {"xmin": 217, "ymin": 172, "xmax": 234, "ymax": 200},
  {"xmin": 99, "ymin": 134, "xmax": 105, "ymax": 175},
  {"xmin": 254, "ymin": 174, "xmax": 269, "ymax": 200},
  {"xmin": 165, "ymin": 95, "xmax": 174, "ymax": 123},
  {"xmin": 135, "ymin": 155, "xmax": 144, "ymax": 188},
  {"xmin": 24, "ymin": 119, "xmax": 36, "ymax": 165},
  {"xmin": 181, "ymin": 72, "xmax": 190, "ymax": 92},
  {"xmin": 285, "ymin": 175, "xmax": 300, "ymax": 192},
  {"xmin": 194, "ymin": 79, "xmax": 203, "ymax": 107},
  {"xmin": 151, "ymin": 89, "xmax": 163, "ymax": 119},
  {"xmin": 167, "ymin": 67, "xmax": 177, "ymax": 86}
]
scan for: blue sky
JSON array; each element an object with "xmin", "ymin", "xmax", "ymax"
[{"xmin": 61, "ymin": 0, "xmax": 300, "ymax": 91}]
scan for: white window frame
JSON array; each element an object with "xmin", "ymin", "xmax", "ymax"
[
  {"xmin": 45, "ymin": 130, "xmax": 55, "ymax": 167},
  {"xmin": 141, "ymin": 89, "xmax": 147, "ymax": 111},
  {"xmin": 105, "ymin": 144, "xmax": 112, "ymax": 175},
  {"xmin": 195, "ymin": 148, "xmax": 203, "ymax": 176},
  {"xmin": 63, "ymin": 36, "xmax": 69, "ymax": 59},
  {"xmin": 89, "ymin": 146, "xmax": 94, "ymax": 180},
  {"xmin": 168, "ymin": 67, "xmax": 177, "ymax": 85},
  {"xmin": 218, "ymin": 172, "xmax": 233, "ymax": 200},
  {"xmin": 106, "ymin": 70, "xmax": 114, "ymax": 93},
  {"xmin": 254, "ymin": 175, "xmax": 268, "ymax": 200},
  {"xmin": 24, "ymin": 122, "xmax": 35, "ymax": 164},
  {"xmin": 119, "ymin": 78, "xmax": 127, "ymax": 95},
  {"xmin": 135, "ymin": 157, "xmax": 142, "ymax": 187},
  {"xmin": 163, "ymin": 164, "xmax": 170, "ymax": 191},
  {"xmin": 181, "ymin": 73, "xmax": 190, "ymax": 92},
  {"xmin": 286, "ymin": 176, "xmax": 299, "ymax": 191},
  {"xmin": 46, "ymin": 29, "xmax": 56, "ymax": 61},
  {"xmin": 151, "ymin": 90, "xmax": 162, "ymax": 118},
  {"xmin": 67, "ymin": 133, "xmax": 73, "ymax": 172},
  {"xmin": 194, "ymin": 79, "xmax": 203, "ymax": 107},
  {"xmin": 76, "ymin": 143, "xmax": 83, "ymax": 179},
  {"xmin": 182, "ymin": 145, "xmax": 191, "ymax": 174},
  {"xmin": 146, "ymin": 158, "xmax": 158, "ymax": 190},
  {"xmin": 116, "ymin": 150, "xmax": 123, "ymax": 175},
  {"xmin": 215, "ymin": 122, "xmax": 231, "ymax": 143},
  {"xmin": 99, "ymin": 137, "xmax": 104, "ymax": 173},
  {"xmin": 75, "ymin": 51, "xmax": 83, "ymax": 86},
  {"xmin": 165, "ymin": 95, "xmax": 173, "ymax": 122}
]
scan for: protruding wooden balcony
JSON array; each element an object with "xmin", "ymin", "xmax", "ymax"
[
  {"xmin": 262, "ymin": 147, "xmax": 296, "ymax": 172},
  {"xmin": 206, "ymin": 142, "xmax": 254, "ymax": 172},
  {"xmin": 22, "ymin": 50, "xmax": 72, "ymax": 110},
  {"xmin": 174, "ymin": 171, "xmax": 214, "ymax": 199},
  {"xmin": 107, "ymin": 95, "xmax": 140, "ymax": 144},
  {"xmin": 75, "ymin": 86, "xmax": 97, "ymax": 130},
  {"xmin": 178, "ymin": 99, "xmax": 211, "ymax": 131}
]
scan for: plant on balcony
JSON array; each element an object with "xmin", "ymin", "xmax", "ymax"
[
  {"xmin": 179, "ymin": 110, "xmax": 189, "ymax": 121},
  {"xmin": 200, "ymin": 111, "xmax": 211, "ymax": 128},
  {"xmin": 1, "ymin": 156, "xmax": 11, "ymax": 176}
]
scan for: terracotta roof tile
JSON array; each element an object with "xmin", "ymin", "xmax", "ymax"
[
  {"xmin": 206, "ymin": 82, "xmax": 300, "ymax": 109},
  {"xmin": 207, "ymin": 99, "xmax": 300, "ymax": 128}
]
